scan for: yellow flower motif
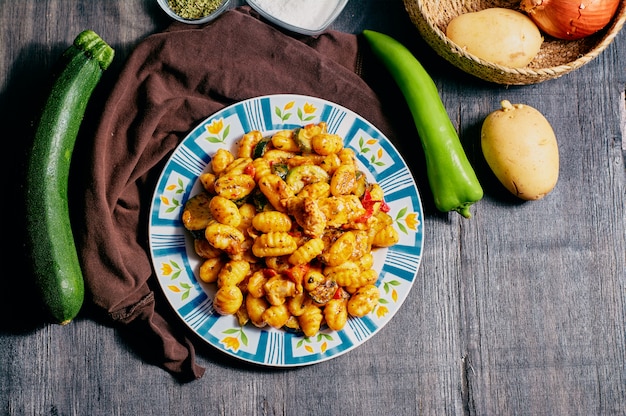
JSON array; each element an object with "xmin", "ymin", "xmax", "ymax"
[
  {"xmin": 168, "ymin": 285, "xmax": 180, "ymax": 293},
  {"xmin": 376, "ymin": 305, "xmax": 389, "ymax": 318},
  {"xmin": 406, "ymin": 213, "xmax": 419, "ymax": 230},
  {"xmin": 303, "ymin": 103, "xmax": 316, "ymax": 114},
  {"xmin": 160, "ymin": 195, "xmax": 170, "ymax": 206},
  {"xmin": 366, "ymin": 139, "xmax": 377, "ymax": 145},
  {"xmin": 207, "ymin": 119, "xmax": 223, "ymax": 135},
  {"xmin": 162, "ymin": 263, "xmax": 173, "ymax": 276},
  {"xmin": 321, "ymin": 342, "xmax": 328, "ymax": 353},
  {"xmin": 377, "ymin": 148, "xmax": 383, "ymax": 159},
  {"xmin": 305, "ymin": 345, "xmax": 314, "ymax": 353},
  {"xmin": 222, "ymin": 336, "xmax": 240, "ymax": 352},
  {"xmin": 391, "ymin": 289, "xmax": 398, "ymax": 302},
  {"xmin": 284, "ymin": 101, "xmax": 295, "ymax": 110},
  {"xmin": 165, "ymin": 184, "xmax": 177, "ymax": 191}
]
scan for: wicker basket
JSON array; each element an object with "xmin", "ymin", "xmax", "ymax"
[{"xmin": 403, "ymin": 0, "xmax": 626, "ymax": 85}]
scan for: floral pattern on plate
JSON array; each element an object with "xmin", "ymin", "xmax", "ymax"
[{"xmin": 148, "ymin": 94, "xmax": 424, "ymax": 367}]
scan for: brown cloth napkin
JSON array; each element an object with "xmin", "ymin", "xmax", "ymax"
[{"xmin": 77, "ymin": 6, "xmax": 399, "ymax": 382}]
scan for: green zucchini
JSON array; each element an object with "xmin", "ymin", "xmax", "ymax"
[
  {"xmin": 251, "ymin": 189, "xmax": 270, "ymax": 212},
  {"xmin": 271, "ymin": 162, "xmax": 289, "ymax": 180},
  {"xmin": 26, "ymin": 30, "xmax": 114, "ymax": 325},
  {"xmin": 295, "ymin": 123, "xmax": 325, "ymax": 153},
  {"xmin": 181, "ymin": 192, "xmax": 214, "ymax": 239},
  {"xmin": 285, "ymin": 165, "xmax": 329, "ymax": 194},
  {"xmin": 252, "ymin": 136, "xmax": 272, "ymax": 159}
]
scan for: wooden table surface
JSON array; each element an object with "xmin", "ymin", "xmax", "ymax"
[{"xmin": 2, "ymin": 0, "xmax": 625, "ymax": 415}]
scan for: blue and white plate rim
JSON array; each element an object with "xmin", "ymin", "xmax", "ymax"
[{"xmin": 148, "ymin": 94, "xmax": 425, "ymax": 367}]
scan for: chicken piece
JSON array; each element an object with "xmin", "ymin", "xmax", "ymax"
[
  {"xmin": 318, "ymin": 195, "xmax": 366, "ymax": 228},
  {"xmin": 283, "ymin": 196, "xmax": 327, "ymax": 238}
]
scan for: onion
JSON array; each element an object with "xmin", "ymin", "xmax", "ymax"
[{"xmin": 520, "ymin": 0, "xmax": 620, "ymax": 39}]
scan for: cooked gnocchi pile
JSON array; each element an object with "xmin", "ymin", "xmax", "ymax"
[{"xmin": 182, "ymin": 122, "xmax": 399, "ymax": 337}]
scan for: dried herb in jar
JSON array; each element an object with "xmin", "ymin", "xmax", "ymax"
[{"xmin": 168, "ymin": 0, "xmax": 222, "ymax": 19}]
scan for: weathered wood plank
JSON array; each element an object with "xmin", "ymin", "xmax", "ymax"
[{"xmin": 1, "ymin": 0, "xmax": 624, "ymax": 415}]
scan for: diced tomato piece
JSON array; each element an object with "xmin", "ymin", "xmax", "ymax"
[
  {"xmin": 333, "ymin": 287, "xmax": 345, "ymax": 299},
  {"xmin": 263, "ymin": 268, "xmax": 278, "ymax": 278},
  {"xmin": 354, "ymin": 207, "xmax": 374, "ymax": 223},
  {"xmin": 285, "ymin": 264, "xmax": 309, "ymax": 286},
  {"xmin": 359, "ymin": 189, "xmax": 390, "ymax": 217},
  {"xmin": 244, "ymin": 164, "xmax": 255, "ymax": 177}
]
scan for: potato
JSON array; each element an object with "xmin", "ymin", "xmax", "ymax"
[
  {"xmin": 446, "ymin": 8, "xmax": 543, "ymax": 68},
  {"xmin": 481, "ymin": 100, "xmax": 559, "ymax": 200}
]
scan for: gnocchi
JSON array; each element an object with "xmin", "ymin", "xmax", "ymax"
[
  {"xmin": 299, "ymin": 304, "xmax": 324, "ymax": 337},
  {"xmin": 198, "ymin": 257, "xmax": 224, "ymax": 283},
  {"xmin": 324, "ymin": 298, "xmax": 348, "ymax": 331},
  {"xmin": 209, "ymin": 196, "xmax": 242, "ymax": 227},
  {"xmin": 213, "ymin": 285, "xmax": 244, "ymax": 315},
  {"xmin": 252, "ymin": 211, "xmax": 292, "ymax": 233},
  {"xmin": 181, "ymin": 124, "xmax": 399, "ymax": 337},
  {"xmin": 347, "ymin": 284, "xmax": 379, "ymax": 317}
]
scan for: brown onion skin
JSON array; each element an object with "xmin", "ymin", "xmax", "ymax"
[{"xmin": 520, "ymin": 0, "xmax": 620, "ymax": 40}]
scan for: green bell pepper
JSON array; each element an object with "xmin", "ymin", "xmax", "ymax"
[{"xmin": 363, "ymin": 30, "xmax": 483, "ymax": 218}]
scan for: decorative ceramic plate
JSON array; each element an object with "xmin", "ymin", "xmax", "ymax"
[{"xmin": 148, "ymin": 94, "xmax": 424, "ymax": 367}]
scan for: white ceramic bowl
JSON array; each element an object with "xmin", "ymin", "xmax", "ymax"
[
  {"xmin": 157, "ymin": 0, "xmax": 231, "ymax": 24},
  {"xmin": 246, "ymin": 0, "xmax": 349, "ymax": 35}
]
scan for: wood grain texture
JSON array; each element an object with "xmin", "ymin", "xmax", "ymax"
[{"xmin": 1, "ymin": 0, "xmax": 624, "ymax": 415}]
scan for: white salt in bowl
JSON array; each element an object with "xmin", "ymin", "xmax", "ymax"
[{"xmin": 246, "ymin": 0, "xmax": 350, "ymax": 35}]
